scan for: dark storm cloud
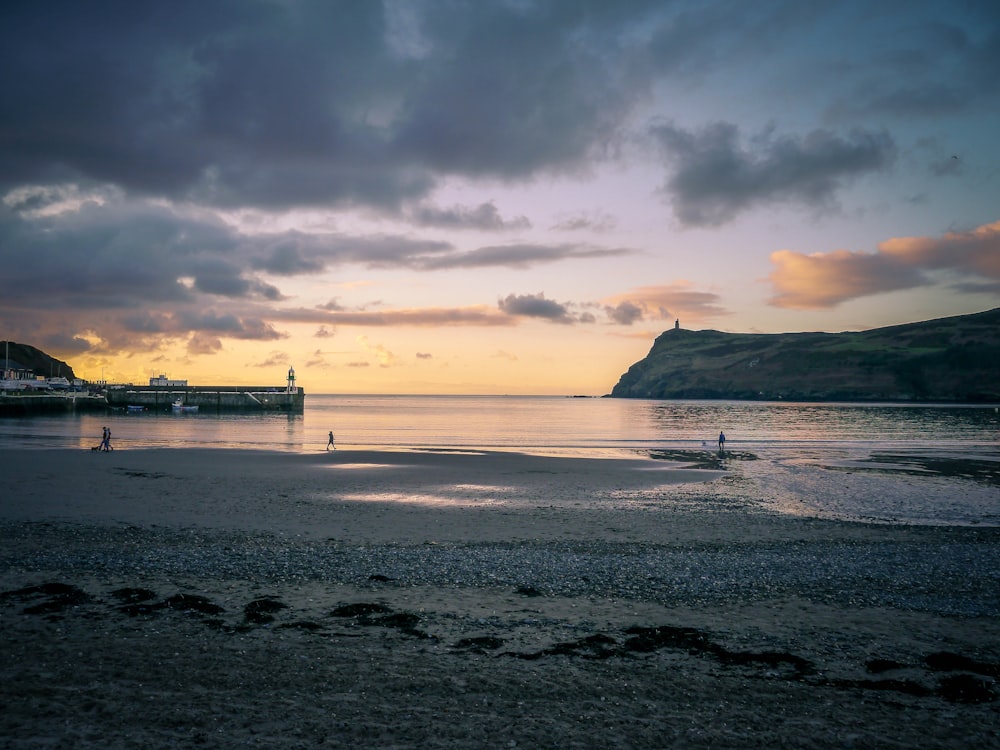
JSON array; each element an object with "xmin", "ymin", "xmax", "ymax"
[
  {"xmin": 0, "ymin": 202, "xmax": 209, "ymax": 309},
  {"xmin": 413, "ymin": 243, "xmax": 631, "ymax": 271},
  {"xmin": 174, "ymin": 311, "xmax": 283, "ymax": 340},
  {"xmin": 407, "ymin": 202, "xmax": 531, "ymax": 230},
  {"xmin": 190, "ymin": 260, "xmax": 285, "ymax": 300},
  {"xmin": 38, "ymin": 332, "xmax": 93, "ymax": 356},
  {"xmin": 388, "ymin": 2, "xmax": 641, "ymax": 178},
  {"xmin": 0, "ymin": 1, "xmax": 671, "ymax": 210},
  {"xmin": 250, "ymin": 233, "xmax": 455, "ymax": 274},
  {"xmin": 605, "ymin": 301, "xmax": 645, "ymax": 325},
  {"xmin": 0, "ymin": 200, "xmax": 315, "ymax": 349},
  {"xmin": 0, "ymin": 195, "xmax": 627, "ymax": 342},
  {"xmin": 251, "ymin": 233, "xmax": 624, "ymax": 273},
  {"xmin": 115, "ymin": 308, "xmax": 283, "ymax": 341},
  {"xmin": 0, "ymin": 201, "xmax": 265, "ymax": 312},
  {"xmin": 2, "ymin": 1, "xmax": 836, "ymax": 212},
  {"xmin": 1, "ymin": 195, "xmax": 588, "ymax": 301},
  {"xmin": 121, "ymin": 312, "xmax": 171, "ymax": 334},
  {"xmin": 1, "ymin": 1, "xmax": 990, "ymax": 217},
  {"xmin": 651, "ymin": 122, "xmax": 897, "ymax": 226},
  {"xmin": 822, "ymin": 9, "xmax": 1000, "ymax": 120},
  {"xmin": 497, "ymin": 293, "xmax": 574, "ymax": 323},
  {"xmin": 250, "ymin": 239, "xmax": 328, "ymax": 275},
  {"xmin": 0, "ymin": 1, "xmax": 431, "ymax": 209}
]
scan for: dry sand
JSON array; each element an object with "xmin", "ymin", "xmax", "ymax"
[{"xmin": 1, "ymin": 448, "xmax": 998, "ymax": 749}]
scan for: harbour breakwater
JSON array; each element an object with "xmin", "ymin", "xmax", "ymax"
[
  {"xmin": 0, "ymin": 393, "xmax": 108, "ymax": 416},
  {"xmin": 105, "ymin": 386, "xmax": 305, "ymax": 413},
  {"xmin": 1, "ymin": 386, "xmax": 305, "ymax": 416}
]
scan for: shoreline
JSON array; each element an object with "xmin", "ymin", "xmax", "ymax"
[
  {"xmin": 2, "ymin": 447, "xmax": 999, "ymax": 747},
  {"xmin": 2, "ymin": 445, "xmax": 998, "ymax": 525}
]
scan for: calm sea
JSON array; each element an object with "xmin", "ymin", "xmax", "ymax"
[
  {"xmin": 2, "ymin": 395, "xmax": 998, "ymax": 524},
  {"xmin": 1, "ymin": 394, "xmax": 996, "ymax": 453}
]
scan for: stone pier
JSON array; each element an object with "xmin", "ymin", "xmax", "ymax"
[{"xmin": 105, "ymin": 386, "xmax": 305, "ymax": 413}]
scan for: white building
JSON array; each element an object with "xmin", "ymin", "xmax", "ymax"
[{"xmin": 150, "ymin": 374, "xmax": 188, "ymax": 387}]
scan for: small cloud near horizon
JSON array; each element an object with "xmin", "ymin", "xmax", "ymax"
[
  {"xmin": 602, "ymin": 283, "xmax": 729, "ymax": 324},
  {"xmin": 768, "ymin": 220, "xmax": 1000, "ymax": 309}
]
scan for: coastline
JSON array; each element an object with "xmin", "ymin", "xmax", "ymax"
[{"xmin": 2, "ymin": 448, "xmax": 998, "ymax": 747}]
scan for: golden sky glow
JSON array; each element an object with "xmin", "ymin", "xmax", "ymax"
[{"xmin": 1, "ymin": 2, "xmax": 998, "ymax": 394}]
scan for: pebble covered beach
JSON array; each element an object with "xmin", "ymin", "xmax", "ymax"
[{"xmin": 2, "ymin": 448, "xmax": 998, "ymax": 748}]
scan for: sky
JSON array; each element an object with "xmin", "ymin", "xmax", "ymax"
[{"xmin": 1, "ymin": 0, "xmax": 998, "ymax": 395}]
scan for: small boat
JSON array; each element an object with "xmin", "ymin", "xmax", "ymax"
[
  {"xmin": 171, "ymin": 400, "xmax": 198, "ymax": 413},
  {"xmin": 126, "ymin": 405, "xmax": 145, "ymax": 413}
]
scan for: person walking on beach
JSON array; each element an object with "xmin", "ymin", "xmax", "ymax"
[
  {"xmin": 718, "ymin": 431, "xmax": 726, "ymax": 451},
  {"xmin": 327, "ymin": 430, "xmax": 336, "ymax": 451},
  {"xmin": 100, "ymin": 426, "xmax": 111, "ymax": 452}
]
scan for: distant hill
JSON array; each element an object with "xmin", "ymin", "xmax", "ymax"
[
  {"xmin": 1, "ymin": 341, "xmax": 77, "ymax": 380},
  {"xmin": 609, "ymin": 308, "xmax": 1000, "ymax": 403}
]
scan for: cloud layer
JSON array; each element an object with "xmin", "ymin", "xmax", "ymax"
[
  {"xmin": 651, "ymin": 123, "xmax": 897, "ymax": 226},
  {"xmin": 0, "ymin": 0, "xmax": 997, "ymax": 379},
  {"xmin": 6, "ymin": 1, "xmax": 978, "ymax": 216},
  {"xmin": 769, "ymin": 221, "xmax": 1000, "ymax": 309}
]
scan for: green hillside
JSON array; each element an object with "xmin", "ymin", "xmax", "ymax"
[{"xmin": 609, "ymin": 308, "xmax": 1000, "ymax": 402}]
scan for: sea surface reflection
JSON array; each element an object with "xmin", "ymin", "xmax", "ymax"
[{"xmin": 2, "ymin": 395, "xmax": 997, "ymax": 525}]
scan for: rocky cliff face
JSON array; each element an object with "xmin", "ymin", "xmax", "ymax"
[
  {"xmin": 609, "ymin": 308, "xmax": 1000, "ymax": 402},
  {"xmin": 1, "ymin": 341, "xmax": 77, "ymax": 380}
]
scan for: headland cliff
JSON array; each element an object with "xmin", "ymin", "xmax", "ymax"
[{"xmin": 609, "ymin": 308, "xmax": 1000, "ymax": 402}]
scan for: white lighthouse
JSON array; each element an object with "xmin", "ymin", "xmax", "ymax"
[{"xmin": 286, "ymin": 366, "xmax": 296, "ymax": 394}]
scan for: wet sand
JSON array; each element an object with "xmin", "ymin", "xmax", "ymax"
[{"xmin": 1, "ymin": 448, "xmax": 998, "ymax": 748}]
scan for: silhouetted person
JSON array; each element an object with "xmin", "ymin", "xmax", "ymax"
[
  {"xmin": 718, "ymin": 431, "xmax": 726, "ymax": 451},
  {"xmin": 327, "ymin": 430, "xmax": 336, "ymax": 451}
]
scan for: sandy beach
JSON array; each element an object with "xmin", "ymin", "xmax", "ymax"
[{"xmin": 2, "ymin": 448, "xmax": 998, "ymax": 748}]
